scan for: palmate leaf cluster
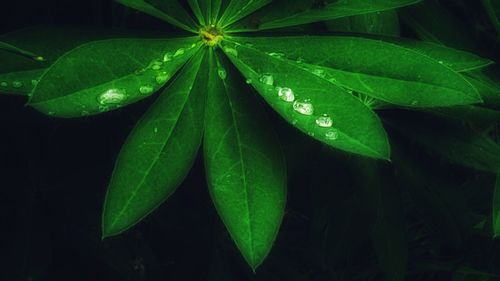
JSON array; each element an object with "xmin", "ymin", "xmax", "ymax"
[{"xmin": 1, "ymin": 0, "xmax": 500, "ymax": 276}]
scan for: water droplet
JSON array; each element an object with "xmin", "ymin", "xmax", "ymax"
[
  {"xmin": 277, "ymin": 87, "xmax": 295, "ymax": 102},
  {"xmin": 218, "ymin": 68, "xmax": 227, "ymax": 80},
  {"xmin": 12, "ymin": 81, "xmax": 23, "ymax": 88},
  {"xmin": 438, "ymin": 60, "xmax": 444, "ymax": 64},
  {"xmin": 328, "ymin": 77, "xmax": 337, "ymax": 83},
  {"xmin": 245, "ymin": 78, "xmax": 253, "ymax": 84},
  {"xmin": 34, "ymin": 56, "xmax": 45, "ymax": 61},
  {"xmin": 268, "ymin": 52, "xmax": 285, "ymax": 59},
  {"xmin": 163, "ymin": 52, "xmax": 173, "ymax": 62},
  {"xmin": 140, "ymin": 85, "xmax": 155, "ymax": 94},
  {"xmin": 155, "ymin": 72, "xmax": 170, "ymax": 84},
  {"xmin": 190, "ymin": 43, "xmax": 197, "ymax": 48},
  {"xmin": 293, "ymin": 99, "xmax": 314, "ymax": 116},
  {"xmin": 31, "ymin": 80, "xmax": 38, "ymax": 87},
  {"xmin": 315, "ymin": 114, "xmax": 333, "ymax": 128},
  {"xmin": 47, "ymin": 111, "xmax": 56, "ymax": 116},
  {"xmin": 312, "ymin": 69, "xmax": 326, "ymax": 77},
  {"xmin": 154, "ymin": 127, "xmax": 159, "ymax": 133},
  {"xmin": 151, "ymin": 64, "xmax": 161, "ymax": 70},
  {"xmin": 296, "ymin": 57, "xmax": 305, "ymax": 64},
  {"xmin": 98, "ymin": 89, "xmax": 127, "ymax": 105},
  {"xmin": 325, "ymin": 129, "xmax": 339, "ymax": 140},
  {"xmin": 134, "ymin": 68, "xmax": 146, "ymax": 75},
  {"xmin": 411, "ymin": 100, "xmax": 419, "ymax": 106},
  {"xmin": 259, "ymin": 73, "xmax": 274, "ymax": 86},
  {"xmin": 0, "ymin": 81, "xmax": 8, "ymax": 87},
  {"xmin": 149, "ymin": 60, "xmax": 162, "ymax": 70},
  {"xmin": 308, "ymin": 131, "xmax": 315, "ymax": 137},
  {"xmin": 173, "ymin": 48, "xmax": 185, "ymax": 57},
  {"xmin": 223, "ymin": 46, "xmax": 238, "ymax": 57}
]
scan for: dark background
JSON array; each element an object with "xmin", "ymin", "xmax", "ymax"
[{"xmin": 1, "ymin": 1, "xmax": 500, "ymax": 281}]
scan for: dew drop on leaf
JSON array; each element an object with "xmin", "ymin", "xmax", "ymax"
[
  {"xmin": 268, "ymin": 52, "xmax": 285, "ymax": 59},
  {"xmin": 245, "ymin": 78, "xmax": 253, "ymax": 84},
  {"xmin": 163, "ymin": 52, "xmax": 173, "ymax": 62},
  {"xmin": 139, "ymin": 85, "xmax": 155, "ymax": 95},
  {"xmin": 315, "ymin": 114, "xmax": 333, "ymax": 128},
  {"xmin": 0, "ymin": 81, "xmax": 8, "ymax": 87},
  {"xmin": 259, "ymin": 73, "xmax": 274, "ymax": 86},
  {"xmin": 325, "ymin": 129, "xmax": 339, "ymax": 140},
  {"xmin": 277, "ymin": 87, "xmax": 295, "ymax": 102},
  {"xmin": 293, "ymin": 99, "xmax": 314, "ymax": 115},
  {"xmin": 312, "ymin": 69, "xmax": 326, "ymax": 78},
  {"xmin": 154, "ymin": 127, "xmax": 159, "ymax": 133},
  {"xmin": 218, "ymin": 68, "xmax": 227, "ymax": 80},
  {"xmin": 155, "ymin": 72, "xmax": 170, "ymax": 84},
  {"xmin": 223, "ymin": 46, "xmax": 238, "ymax": 57},
  {"xmin": 173, "ymin": 48, "xmax": 185, "ymax": 57},
  {"xmin": 12, "ymin": 81, "xmax": 23, "ymax": 88},
  {"xmin": 98, "ymin": 89, "xmax": 127, "ymax": 105}
]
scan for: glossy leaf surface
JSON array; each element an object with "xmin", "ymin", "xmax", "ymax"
[
  {"xmin": 102, "ymin": 49, "xmax": 208, "ymax": 238},
  {"xmin": 204, "ymin": 50, "xmax": 286, "ymax": 270},
  {"xmin": 30, "ymin": 37, "xmax": 199, "ymax": 117},
  {"xmin": 231, "ymin": 36, "xmax": 481, "ymax": 108},
  {"xmin": 223, "ymin": 40, "xmax": 390, "ymax": 159}
]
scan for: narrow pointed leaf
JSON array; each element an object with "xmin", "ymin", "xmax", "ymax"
[
  {"xmin": 204, "ymin": 50, "xmax": 286, "ymax": 270},
  {"xmin": 218, "ymin": 0, "xmax": 272, "ymax": 28},
  {"xmin": 29, "ymin": 37, "xmax": 200, "ymax": 118},
  {"xmin": 466, "ymin": 71, "xmax": 500, "ymax": 109},
  {"xmin": 428, "ymin": 105, "xmax": 500, "ymax": 124},
  {"xmin": 493, "ymin": 172, "xmax": 500, "ymax": 238},
  {"xmin": 228, "ymin": 0, "xmax": 420, "ymax": 32},
  {"xmin": 483, "ymin": 0, "xmax": 500, "ymax": 35},
  {"xmin": 233, "ymin": 36, "xmax": 481, "ymax": 107},
  {"xmin": 116, "ymin": 0, "xmax": 197, "ymax": 33},
  {"xmin": 223, "ymin": 40, "xmax": 390, "ymax": 159},
  {"xmin": 102, "ymin": 49, "xmax": 208, "ymax": 238},
  {"xmin": 0, "ymin": 41, "xmax": 44, "ymax": 61},
  {"xmin": 188, "ymin": 0, "xmax": 229, "ymax": 25}
]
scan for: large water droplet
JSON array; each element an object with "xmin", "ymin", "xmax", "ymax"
[
  {"xmin": 140, "ymin": 85, "xmax": 155, "ymax": 94},
  {"xmin": 245, "ymin": 78, "xmax": 253, "ymax": 84},
  {"xmin": 223, "ymin": 46, "xmax": 238, "ymax": 57},
  {"xmin": 163, "ymin": 52, "xmax": 173, "ymax": 62},
  {"xmin": 293, "ymin": 99, "xmax": 314, "ymax": 115},
  {"xmin": 218, "ymin": 68, "xmax": 227, "ymax": 80},
  {"xmin": 325, "ymin": 129, "xmax": 339, "ymax": 140},
  {"xmin": 174, "ymin": 48, "xmax": 185, "ymax": 57},
  {"xmin": 34, "ymin": 56, "xmax": 45, "ymax": 62},
  {"xmin": 259, "ymin": 73, "xmax": 274, "ymax": 86},
  {"xmin": 154, "ymin": 127, "xmax": 159, "ymax": 133},
  {"xmin": 0, "ymin": 81, "xmax": 8, "ymax": 87},
  {"xmin": 150, "ymin": 60, "xmax": 163, "ymax": 70},
  {"xmin": 315, "ymin": 114, "xmax": 333, "ymax": 128},
  {"xmin": 98, "ymin": 89, "xmax": 127, "ymax": 105},
  {"xmin": 12, "ymin": 81, "xmax": 23, "ymax": 88},
  {"xmin": 278, "ymin": 87, "xmax": 295, "ymax": 102},
  {"xmin": 155, "ymin": 72, "xmax": 170, "ymax": 84}
]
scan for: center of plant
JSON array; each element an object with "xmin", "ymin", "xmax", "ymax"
[{"xmin": 200, "ymin": 25, "xmax": 224, "ymax": 47}]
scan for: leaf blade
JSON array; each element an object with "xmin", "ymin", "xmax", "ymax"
[
  {"xmin": 204, "ymin": 49, "xmax": 286, "ymax": 270},
  {"xmin": 102, "ymin": 49, "xmax": 208, "ymax": 238}
]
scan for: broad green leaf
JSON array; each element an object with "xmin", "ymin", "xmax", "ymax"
[
  {"xmin": 231, "ymin": 36, "xmax": 481, "ymax": 108},
  {"xmin": 223, "ymin": 40, "xmax": 390, "ymax": 159},
  {"xmin": 0, "ymin": 69, "xmax": 44, "ymax": 96},
  {"xmin": 493, "ymin": 172, "xmax": 500, "ymax": 238},
  {"xmin": 326, "ymin": 10, "xmax": 401, "ymax": 36},
  {"xmin": 228, "ymin": 0, "xmax": 420, "ymax": 32},
  {"xmin": 188, "ymin": 0, "xmax": 229, "ymax": 25},
  {"xmin": 388, "ymin": 114, "xmax": 500, "ymax": 173},
  {"xmin": 102, "ymin": 49, "xmax": 208, "ymax": 238},
  {"xmin": 354, "ymin": 158, "xmax": 407, "ymax": 281},
  {"xmin": 204, "ymin": 49, "xmax": 286, "ymax": 270},
  {"xmin": 29, "ymin": 37, "xmax": 200, "ymax": 118},
  {"xmin": 218, "ymin": 0, "xmax": 272, "ymax": 28},
  {"xmin": 483, "ymin": 0, "xmax": 500, "ymax": 35},
  {"xmin": 428, "ymin": 105, "xmax": 500, "ymax": 124},
  {"xmin": 1, "ymin": 25, "xmax": 169, "ymax": 95},
  {"xmin": 116, "ymin": 0, "xmax": 197, "ymax": 33}
]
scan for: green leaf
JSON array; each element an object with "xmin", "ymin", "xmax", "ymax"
[
  {"xmin": 466, "ymin": 71, "xmax": 500, "ymax": 109},
  {"xmin": 493, "ymin": 171, "xmax": 500, "ymax": 238},
  {"xmin": 388, "ymin": 114, "xmax": 500, "ymax": 173},
  {"xmin": 482, "ymin": 0, "xmax": 500, "ymax": 35},
  {"xmin": 326, "ymin": 10, "xmax": 401, "ymax": 36},
  {"xmin": 228, "ymin": 0, "xmax": 420, "ymax": 32},
  {"xmin": 0, "ymin": 40, "xmax": 45, "ymax": 61},
  {"xmin": 115, "ymin": 0, "xmax": 197, "ymax": 33},
  {"xmin": 102, "ymin": 49, "xmax": 208, "ymax": 238},
  {"xmin": 188, "ymin": 0, "xmax": 229, "ymax": 25},
  {"xmin": 204, "ymin": 49, "xmax": 286, "ymax": 270},
  {"xmin": 223, "ymin": 40, "xmax": 390, "ymax": 159},
  {"xmin": 231, "ymin": 36, "xmax": 481, "ymax": 108},
  {"xmin": 29, "ymin": 37, "xmax": 200, "ymax": 118},
  {"xmin": 427, "ymin": 105, "xmax": 500, "ymax": 124},
  {"xmin": 218, "ymin": 0, "xmax": 272, "ymax": 28}
]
